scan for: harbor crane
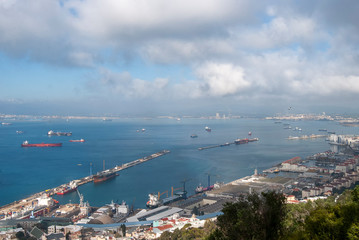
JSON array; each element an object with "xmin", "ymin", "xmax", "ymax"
[
  {"xmin": 171, "ymin": 187, "xmax": 182, "ymax": 197},
  {"xmin": 76, "ymin": 189, "xmax": 84, "ymax": 206},
  {"xmin": 158, "ymin": 190, "xmax": 168, "ymax": 200},
  {"xmin": 180, "ymin": 179, "xmax": 190, "ymax": 199},
  {"xmin": 205, "ymin": 173, "xmax": 219, "ymax": 188}
]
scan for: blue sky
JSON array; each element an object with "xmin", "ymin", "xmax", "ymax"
[{"xmin": 1, "ymin": 0, "xmax": 359, "ymax": 116}]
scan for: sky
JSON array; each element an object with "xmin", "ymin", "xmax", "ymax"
[{"xmin": 1, "ymin": 0, "xmax": 359, "ymax": 116}]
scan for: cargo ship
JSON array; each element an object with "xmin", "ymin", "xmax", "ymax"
[
  {"xmin": 195, "ymin": 184, "xmax": 214, "ymax": 193},
  {"xmin": 93, "ymin": 171, "xmax": 118, "ymax": 183},
  {"xmin": 21, "ymin": 141, "xmax": 62, "ymax": 147},
  {"xmin": 234, "ymin": 138, "xmax": 259, "ymax": 144},
  {"xmin": 146, "ymin": 194, "xmax": 160, "ymax": 209},
  {"xmin": 56, "ymin": 181, "xmax": 77, "ymax": 195},
  {"xmin": 146, "ymin": 191, "xmax": 186, "ymax": 209},
  {"xmin": 69, "ymin": 139, "xmax": 85, "ymax": 142},
  {"xmin": 48, "ymin": 130, "xmax": 72, "ymax": 136},
  {"xmin": 234, "ymin": 138, "xmax": 249, "ymax": 144}
]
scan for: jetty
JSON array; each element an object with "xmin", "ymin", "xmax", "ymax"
[
  {"xmin": 198, "ymin": 138, "xmax": 258, "ymax": 151},
  {"xmin": 0, "ymin": 150, "xmax": 170, "ymax": 217},
  {"xmin": 198, "ymin": 143, "xmax": 233, "ymax": 151}
]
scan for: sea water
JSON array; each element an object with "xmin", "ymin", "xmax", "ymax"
[{"xmin": 0, "ymin": 118, "xmax": 357, "ymax": 208}]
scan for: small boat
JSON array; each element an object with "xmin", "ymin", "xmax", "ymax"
[
  {"xmin": 248, "ymin": 131, "xmax": 252, "ymax": 136},
  {"xmin": 205, "ymin": 126, "xmax": 211, "ymax": 132},
  {"xmin": 190, "ymin": 134, "xmax": 198, "ymax": 138},
  {"xmin": 69, "ymin": 139, "xmax": 85, "ymax": 142}
]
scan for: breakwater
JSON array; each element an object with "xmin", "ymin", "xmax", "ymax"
[{"xmin": 0, "ymin": 150, "xmax": 170, "ymax": 217}]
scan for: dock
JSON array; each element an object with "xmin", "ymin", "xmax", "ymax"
[
  {"xmin": 198, "ymin": 143, "xmax": 233, "ymax": 151},
  {"xmin": 198, "ymin": 138, "xmax": 258, "ymax": 151},
  {"xmin": 0, "ymin": 150, "xmax": 170, "ymax": 217}
]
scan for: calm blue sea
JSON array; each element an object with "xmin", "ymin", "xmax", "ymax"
[{"xmin": 0, "ymin": 118, "xmax": 358, "ymax": 208}]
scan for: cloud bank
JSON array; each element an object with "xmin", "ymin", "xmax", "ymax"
[{"xmin": 1, "ymin": 0, "xmax": 359, "ymax": 114}]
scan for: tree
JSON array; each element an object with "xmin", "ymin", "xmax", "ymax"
[
  {"xmin": 348, "ymin": 222, "xmax": 359, "ymax": 240},
  {"xmin": 300, "ymin": 186, "xmax": 359, "ymax": 240},
  {"xmin": 15, "ymin": 231, "xmax": 26, "ymax": 240},
  {"xmin": 208, "ymin": 190, "xmax": 286, "ymax": 240},
  {"xmin": 120, "ymin": 224, "xmax": 126, "ymax": 237}
]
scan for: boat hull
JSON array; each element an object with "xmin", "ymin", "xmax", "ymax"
[
  {"xmin": 56, "ymin": 187, "xmax": 77, "ymax": 195},
  {"xmin": 93, "ymin": 172, "xmax": 118, "ymax": 183},
  {"xmin": 21, "ymin": 143, "xmax": 62, "ymax": 147}
]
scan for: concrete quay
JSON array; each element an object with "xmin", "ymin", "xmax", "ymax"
[{"xmin": 0, "ymin": 150, "xmax": 170, "ymax": 218}]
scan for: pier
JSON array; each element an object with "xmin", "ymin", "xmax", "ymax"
[
  {"xmin": 198, "ymin": 138, "xmax": 259, "ymax": 151},
  {"xmin": 198, "ymin": 143, "xmax": 233, "ymax": 151},
  {"xmin": 0, "ymin": 150, "xmax": 170, "ymax": 217}
]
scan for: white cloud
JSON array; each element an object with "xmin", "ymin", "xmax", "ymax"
[
  {"xmin": 238, "ymin": 16, "xmax": 319, "ymax": 49},
  {"xmin": 95, "ymin": 68, "xmax": 169, "ymax": 99},
  {"xmin": 195, "ymin": 62, "xmax": 250, "ymax": 97},
  {"xmin": 2, "ymin": 0, "xmax": 359, "ymax": 113}
]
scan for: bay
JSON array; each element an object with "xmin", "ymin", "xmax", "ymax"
[{"xmin": 0, "ymin": 118, "xmax": 357, "ymax": 209}]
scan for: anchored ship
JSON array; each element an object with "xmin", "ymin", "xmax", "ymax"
[
  {"xmin": 69, "ymin": 139, "xmax": 85, "ymax": 142},
  {"xmin": 21, "ymin": 141, "xmax": 62, "ymax": 147},
  {"xmin": 93, "ymin": 171, "xmax": 118, "ymax": 183},
  {"xmin": 48, "ymin": 130, "xmax": 72, "ymax": 136}
]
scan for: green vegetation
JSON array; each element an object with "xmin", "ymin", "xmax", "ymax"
[
  {"xmin": 208, "ymin": 191, "xmax": 286, "ymax": 240},
  {"xmin": 157, "ymin": 187, "xmax": 359, "ymax": 240},
  {"xmin": 158, "ymin": 220, "xmax": 217, "ymax": 240}
]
